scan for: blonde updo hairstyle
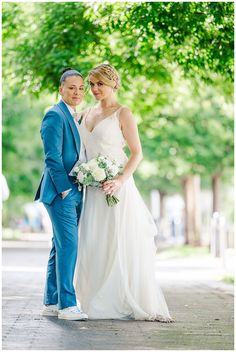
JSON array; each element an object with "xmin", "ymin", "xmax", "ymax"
[{"xmin": 88, "ymin": 64, "xmax": 120, "ymax": 91}]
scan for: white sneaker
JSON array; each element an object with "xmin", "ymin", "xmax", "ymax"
[
  {"xmin": 42, "ymin": 304, "xmax": 58, "ymax": 316},
  {"xmin": 58, "ymin": 306, "xmax": 88, "ymax": 321}
]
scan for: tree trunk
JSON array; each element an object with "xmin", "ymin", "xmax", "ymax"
[
  {"xmin": 212, "ymin": 174, "xmax": 220, "ymax": 213},
  {"xmin": 182, "ymin": 175, "xmax": 201, "ymax": 246},
  {"xmin": 159, "ymin": 191, "xmax": 165, "ymax": 219}
]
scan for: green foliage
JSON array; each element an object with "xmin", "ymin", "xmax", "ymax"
[
  {"xmin": 2, "ymin": 2, "xmax": 106, "ymax": 95},
  {"xmin": 122, "ymin": 2, "xmax": 234, "ymax": 79},
  {"xmin": 2, "ymin": 93, "xmax": 52, "ymax": 194},
  {"xmin": 2, "ymin": 2, "xmax": 234, "ymax": 94},
  {"xmin": 126, "ymin": 68, "xmax": 233, "ymax": 195},
  {"xmin": 2, "ymin": 92, "xmax": 54, "ymax": 225},
  {"xmin": 2, "ymin": 3, "xmax": 24, "ymax": 40}
]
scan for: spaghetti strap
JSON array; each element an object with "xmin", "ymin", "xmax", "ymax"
[
  {"xmin": 82, "ymin": 107, "xmax": 92, "ymax": 126},
  {"xmin": 115, "ymin": 105, "xmax": 124, "ymax": 118},
  {"xmin": 116, "ymin": 105, "xmax": 123, "ymax": 114},
  {"xmin": 115, "ymin": 106, "xmax": 125, "ymax": 127}
]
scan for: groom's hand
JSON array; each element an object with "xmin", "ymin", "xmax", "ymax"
[{"xmin": 61, "ymin": 189, "xmax": 72, "ymax": 199}]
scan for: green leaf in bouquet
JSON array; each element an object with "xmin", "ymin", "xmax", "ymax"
[{"xmin": 84, "ymin": 174, "xmax": 95, "ymax": 185}]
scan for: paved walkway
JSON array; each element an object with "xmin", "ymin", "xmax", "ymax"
[{"xmin": 2, "ymin": 241, "xmax": 234, "ymax": 350}]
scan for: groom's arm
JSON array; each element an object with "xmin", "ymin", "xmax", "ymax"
[{"xmin": 41, "ymin": 110, "xmax": 72, "ymax": 195}]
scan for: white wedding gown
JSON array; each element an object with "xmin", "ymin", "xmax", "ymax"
[{"xmin": 74, "ymin": 108, "xmax": 172, "ymax": 321}]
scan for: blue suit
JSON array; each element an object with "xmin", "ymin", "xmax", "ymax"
[{"xmin": 35, "ymin": 100, "xmax": 83, "ymax": 309}]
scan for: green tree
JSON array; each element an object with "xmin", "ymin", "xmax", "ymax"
[
  {"xmin": 2, "ymin": 92, "xmax": 54, "ymax": 225},
  {"xmin": 2, "ymin": 2, "xmax": 234, "ymax": 94}
]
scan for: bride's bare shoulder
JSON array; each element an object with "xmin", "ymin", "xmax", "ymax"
[{"xmin": 119, "ymin": 106, "xmax": 134, "ymax": 121}]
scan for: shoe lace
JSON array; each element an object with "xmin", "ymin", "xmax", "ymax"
[{"xmin": 68, "ymin": 306, "xmax": 80, "ymax": 313}]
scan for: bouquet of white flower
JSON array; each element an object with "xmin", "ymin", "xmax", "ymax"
[{"xmin": 71, "ymin": 154, "xmax": 123, "ymax": 206}]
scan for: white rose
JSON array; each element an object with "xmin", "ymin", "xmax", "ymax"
[
  {"xmin": 105, "ymin": 159, "xmax": 112, "ymax": 168},
  {"xmin": 109, "ymin": 164, "xmax": 119, "ymax": 175},
  {"xmin": 76, "ymin": 171, "xmax": 85, "ymax": 183},
  {"xmin": 87, "ymin": 159, "xmax": 98, "ymax": 169},
  {"xmin": 82, "ymin": 163, "xmax": 90, "ymax": 171},
  {"xmin": 91, "ymin": 166, "xmax": 106, "ymax": 182}
]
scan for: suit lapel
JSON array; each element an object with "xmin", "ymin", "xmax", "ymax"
[{"xmin": 57, "ymin": 100, "xmax": 81, "ymax": 156}]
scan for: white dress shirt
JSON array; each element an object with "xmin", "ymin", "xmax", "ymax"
[
  {"xmin": 63, "ymin": 100, "xmax": 87, "ymax": 163},
  {"xmin": 61, "ymin": 100, "xmax": 87, "ymax": 196}
]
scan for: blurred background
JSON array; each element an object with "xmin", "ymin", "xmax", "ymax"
[{"xmin": 2, "ymin": 2, "xmax": 234, "ymax": 280}]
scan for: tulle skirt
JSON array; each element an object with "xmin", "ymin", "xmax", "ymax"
[{"xmin": 74, "ymin": 177, "xmax": 172, "ymax": 321}]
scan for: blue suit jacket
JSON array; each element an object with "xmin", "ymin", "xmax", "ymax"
[{"xmin": 35, "ymin": 100, "xmax": 81, "ymax": 205}]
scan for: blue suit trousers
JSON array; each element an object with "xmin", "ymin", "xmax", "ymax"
[{"xmin": 43, "ymin": 187, "xmax": 82, "ymax": 309}]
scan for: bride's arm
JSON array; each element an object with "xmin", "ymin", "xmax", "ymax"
[
  {"xmin": 103, "ymin": 107, "xmax": 143, "ymax": 195},
  {"xmin": 119, "ymin": 107, "xmax": 143, "ymax": 181}
]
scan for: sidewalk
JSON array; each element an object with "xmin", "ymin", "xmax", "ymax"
[{"xmin": 2, "ymin": 240, "xmax": 234, "ymax": 350}]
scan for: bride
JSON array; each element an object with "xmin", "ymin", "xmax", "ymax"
[{"xmin": 75, "ymin": 64, "xmax": 173, "ymax": 322}]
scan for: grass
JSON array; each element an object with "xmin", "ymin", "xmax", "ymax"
[
  {"xmin": 2, "ymin": 228, "xmax": 23, "ymax": 240},
  {"xmin": 158, "ymin": 245, "xmax": 210, "ymax": 259},
  {"xmin": 223, "ymin": 276, "xmax": 234, "ymax": 284}
]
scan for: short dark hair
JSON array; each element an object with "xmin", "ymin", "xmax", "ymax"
[{"xmin": 60, "ymin": 67, "xmax": 83, "ymax": 85}]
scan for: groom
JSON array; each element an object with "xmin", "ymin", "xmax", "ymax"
[{"xmin": 35, "ymin": 68, "xmax": 88, "ymax": 320}]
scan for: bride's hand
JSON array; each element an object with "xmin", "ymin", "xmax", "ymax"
[{"xmin": 102, "ymin": 177, "xmax": 123, "ymax": 196}]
